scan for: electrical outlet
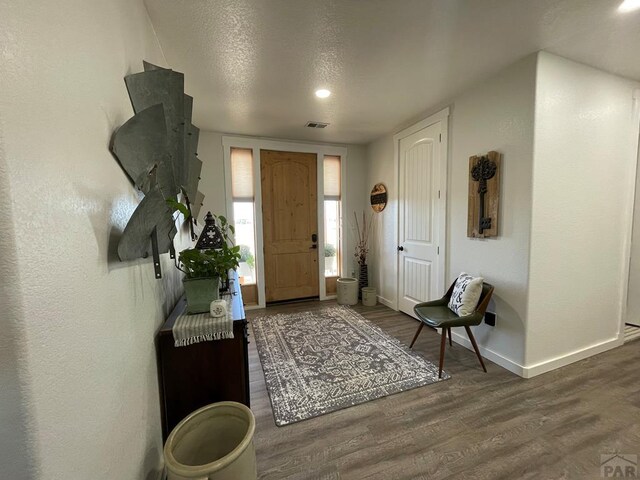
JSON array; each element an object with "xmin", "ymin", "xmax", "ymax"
[{"xmin": 484, "ymin": 311, "xmax": 496, "ymax": 326}]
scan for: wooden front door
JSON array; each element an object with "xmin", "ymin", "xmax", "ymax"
[{"xmin": 261, "ymin": 150, "xmax": 319, "ymax": 302}]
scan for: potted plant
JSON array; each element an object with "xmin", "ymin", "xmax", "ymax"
[
  {"xmin": 177, "ymin": 214, "xmax": 241, "ymax": 314},
  {"xmin": 238, "ymin": 245, "xmax": 255, "ymax": 284},
  {"xmin": 324, "ymin": 243, "xmax": 337, "ymax": 275}
]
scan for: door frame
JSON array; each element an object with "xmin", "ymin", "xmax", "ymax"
[
  {"xmin": 222, "ymin": 136, "xmax": 348, "ymax": 309},
  {"xmin": 393, "ymin": 107, "xmax": 449, "ymax": 313}
]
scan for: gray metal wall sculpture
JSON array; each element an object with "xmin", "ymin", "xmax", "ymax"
[{"xmin": 110, "ymin": 61, "xmax": 205, "ymax": 278}]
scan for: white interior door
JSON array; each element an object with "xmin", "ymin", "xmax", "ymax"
[{"xmin": 398, "ymin": 121, "xmax": 445, "ymax": 317}]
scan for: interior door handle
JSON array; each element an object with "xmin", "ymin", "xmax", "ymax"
[{"xmin": 398, "ymin": 246, "xmax": 404, "ymax": 252}]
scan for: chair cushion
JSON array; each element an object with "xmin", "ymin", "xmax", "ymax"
[
  {"xmin": 414, "ymin": 305, "xmax": 461, "ymax": 327},
  {"xmin": 448, "ymin": 272, "xmax": 484, "ymax": 316}
]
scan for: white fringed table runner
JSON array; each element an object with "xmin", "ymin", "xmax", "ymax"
[{"xmin": 172, "ymin": 298, "xmax": 234, "ymax": 347}]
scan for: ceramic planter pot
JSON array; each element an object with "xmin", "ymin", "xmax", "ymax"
[
  {"xmin": 337, "ymin": 277, "xmax": 358, "ymax": 305},
  {"xmin": 183, "ymin": 277, "xmax": 220, "ymax": 314},
  {"xmin": 358, "ymin": 264, "xmax": 368, "ymax": 298},
  {"xmin": 164, "ymin": 402, "xmax": 257, "ymax": 480}
]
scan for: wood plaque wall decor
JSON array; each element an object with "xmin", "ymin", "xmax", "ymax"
[
  {"xmin": 370, "ymin": 183, "xmax": 388, "ymax": 212},
  {"xmin": 468, "ymin": 151, "xmax": 501, "ymax": 238}
]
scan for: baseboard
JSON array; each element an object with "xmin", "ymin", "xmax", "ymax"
[
  {"xmin": 450, "ymin": 331, "xmax": 526, "ymax": 377},
  {"xmin": 451, "ymin": 332, "xmax": 624, "ymax": 379},
  {"xmin": 376, "ymin": 295, "xmax": 395, "ymax": 309},
  {"xmin": 521, "ymin": 336, "xmax": 624, "ymax": 378}
]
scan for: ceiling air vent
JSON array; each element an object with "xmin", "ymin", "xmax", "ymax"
[{"xmin": 305, "ymin": 121, "xmax": 329, "ymax": 129}]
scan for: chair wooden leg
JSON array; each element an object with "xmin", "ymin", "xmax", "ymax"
[
  {"xmin": 409, "ymin": 322, "xmax": 424, "ymax": 348},
  {"xmin": 447, "ymin": 328, "xmax": 452, "ymax": 347},
  {"xmin": 438, "ymin": 328, "xmax": 447, "ymax": 378},
  {"xmin": 464, "ymin": 326, "xmax": 487, "ymax": 373}
]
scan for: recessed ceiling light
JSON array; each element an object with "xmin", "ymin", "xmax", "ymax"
[
  {"xmin": 315, "ymin": 89, "xmax": 331, "ymax": 98},
  {"xmin": 619, "ymin": 0, "xmax": 640, "ymax": 12}
]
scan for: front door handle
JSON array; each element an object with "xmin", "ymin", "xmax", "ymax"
[{"xmin": 310, "ymin": 244, "xmax": 318, "ymax": 249}]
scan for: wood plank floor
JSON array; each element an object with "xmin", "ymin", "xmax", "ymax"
[{"xmin": 246, "ymin": 301, "xmax": 640, "ymax": 480}]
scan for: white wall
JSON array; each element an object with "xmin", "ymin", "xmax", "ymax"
[
  {"xmin": 0, "ymin": 130, "xmax": 33, "ymax": 478},
  {"xmin": 344, "ymin": 144, "xmax": 368, "ymax": 278},
  {"xmin": 198, "ymin": 131, "xmax": 227, "ymax": 219},
  {"xmin": 366, "ymin": 55, "xmax": 537, "ymax": 373},
  {"xmin": 0, "ymin": 1, "xmax": 188, "ymax": 478},
  {"xmin": 367, "ymin": 136, "xmax": 398, "ymax": 307},
  {"xmin": 526, "ymin": 52, "xmax": 640, "ymax": 373},
  {"xmin": 447, "ymin": 55, "xmax": 537, "ymax": 371},
  {"xmin": 627, "ymin": 114, "xmax": 640, "ymax": 324},
  {"xmin": 366, "ymin": 52, "xmax": 640, "ymax": 378}
]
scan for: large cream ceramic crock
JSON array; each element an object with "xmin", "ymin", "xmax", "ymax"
[{"xmin": 164, "ymin": 402, "xmax": 256, "ymax": 480}]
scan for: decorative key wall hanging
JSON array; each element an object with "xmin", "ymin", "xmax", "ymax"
[
  {"xmin": 110, "ymin": 61, "xmax": 205, "ymax": 278},
  {"xmin": 467, "ymin": 151, "xmax": 501, "ymax": 238}
]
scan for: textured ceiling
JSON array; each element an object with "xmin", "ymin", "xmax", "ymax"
[{"xmin": 145, "ymin": 0, "xmax": 640, "ymax": 144}]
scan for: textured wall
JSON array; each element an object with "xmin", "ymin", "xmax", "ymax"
[
  {"xmin": 344, "ymin": 144, "xmax": 368, "ymax": 278},
  {"xmin": 366, "ymin": 52, "xmax": 640, "ymax": 377},
  {"xmin": 366, "ymin": 55, "xmax": 537, "ymax": 373},
  {"xmin": 0, "ymin": 1, "xmax": 189, "ymax": 478},
  {"xmin": 0, "ymin": 123, "xmax": 35, "ymax": 479},
  {"xmin": 366, "ymin": 136, "xmax": 398, "ymax": 307},
  {"xmin": 197, "ymin": 131, "xmax": 227, "ymax": 222},
  {"xmin": 526, "ymin": 52, "xmax": 640, "ymax": 371},
  {"xmin": 447, "ymin": 55, "xmax": 536, "ymax": 371},
  {"xmin": 627, "ymin": 96, "xmax": 640, "ymax": 325}
]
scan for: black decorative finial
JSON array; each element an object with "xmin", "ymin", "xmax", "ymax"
[{"xmin": 195, "ymin": 212, "xmax": 224, "ymax": 250}]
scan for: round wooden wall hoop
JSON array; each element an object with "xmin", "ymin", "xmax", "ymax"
[{"xmin": 370, "ymin": 183, "xmax": 388, "ymax": 212}]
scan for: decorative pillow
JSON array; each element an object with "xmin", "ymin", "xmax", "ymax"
[{"xmin": 448, "ymin": 272, "xmax": 484, "ymax": 316}]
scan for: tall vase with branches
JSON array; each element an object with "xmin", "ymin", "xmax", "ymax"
[{"xmin": 353, "ymin": 211, "xmax": 374, "ymax": 298}]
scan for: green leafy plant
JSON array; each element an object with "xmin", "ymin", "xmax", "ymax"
[
  {"xmin": 166, "ymin": 197, "xmax": 190, "ymax": 219},
  {"xmin": 324, "ymin": 244, "xmax": 337, "ymax": 258},
  {"xmin": 178, "ymin": 214, "xmax": 241, "ymax": 279},
  {"xmin": 238, "ymin": 244, "xmax": 255, "ymax": 269}
]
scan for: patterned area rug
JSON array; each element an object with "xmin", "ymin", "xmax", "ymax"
[{"xmin": 252, "ymin": 306, "xmax": 449, "ymax": 426}]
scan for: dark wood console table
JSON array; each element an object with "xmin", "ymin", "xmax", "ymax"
[{"xmin": 157, "ymin": 272, "xmax": 249, "ymax": 440}]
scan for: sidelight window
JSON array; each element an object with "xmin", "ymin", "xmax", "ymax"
[
  {"xmin": 230, "ymin": 148, "xmax": 257, "ymax": 286},
  {"xmin": 324, "ymin": 155, "xmax": 341, "ymax": 277}
]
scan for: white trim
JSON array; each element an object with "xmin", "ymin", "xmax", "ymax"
[
  {"xmin": 251, "ymin": 147, "xmax": 265, "ymax": 308},
  {"xmin": 317, "ymin": 153, "xmax": 326, "ymax": 299},
  {"xmin": 449, "ymin": 330, "xmax": 525, "ymax": 377},
  {"xmin": 222, "ymin": 136, "xmax": 347, "ymax": 156},
  {"xmin": 222, "ymin": 142, "xmax": 233, "ymax": 220},
  {"xmin": 521, "ymin": 336, "xmax": 623, "ymax": 378},
  {"xmin": 340, "ymin": 153, "xmax": 348, "ymax": 280},
  {"xmin": 393, "ymin": 107, "xmax": 450, "ymax": 313},
  {"xmin": 376, "ymin": 295, "xmax": 396, "ymax": 309},
  {"xmin": 450, "ymin": 330, "xmax": 624, "ymax": 378},
  {"xmin": 222, "ymin": 136, "xmax": 348, "ymax": 306},
  {"xmin": 393, "ymin": 107, "xmax": 450, "ymax": 143}
]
